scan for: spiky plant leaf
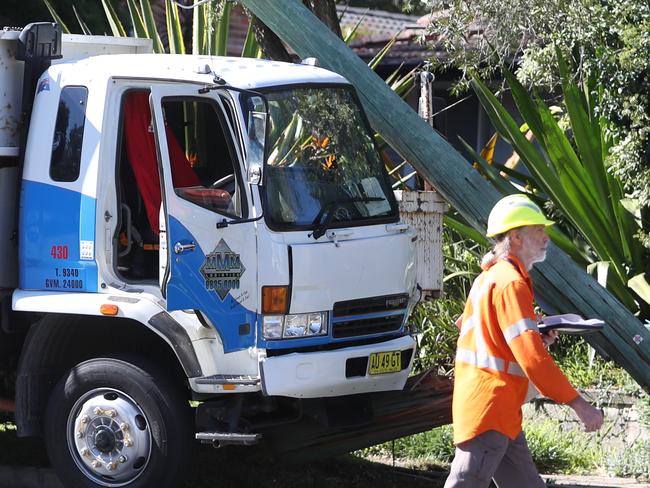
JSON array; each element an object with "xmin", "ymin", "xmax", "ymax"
[{"xmin": 100, "ymin": 0, "xmax": 127, "ymax": 37}]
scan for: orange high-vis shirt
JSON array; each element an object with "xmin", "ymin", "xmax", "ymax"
[{"xmin": 452, "ymin": 255, "xmax": 578, "ymax": 445}]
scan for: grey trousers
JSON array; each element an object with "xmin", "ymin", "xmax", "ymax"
[{"xmin": 444, "ymin": 430, "xmax": 546, "ymax": 488}]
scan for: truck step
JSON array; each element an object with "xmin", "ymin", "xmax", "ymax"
[
  {"xmin": 195, "ymin": 432, "xmax": 262, "ymax": 446},
  {"xmin": 194, "ymin": 374, "xmax": 260, "ymax": 385}
]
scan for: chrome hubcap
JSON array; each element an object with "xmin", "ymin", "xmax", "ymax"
[{"xmin": 67, "ymin": 389, "xmax": 151, "ymax": 486}]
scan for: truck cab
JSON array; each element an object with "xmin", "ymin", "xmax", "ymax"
[{"xmin": 1, "ymin": 23, "xmax": 423, "ymax": 488}]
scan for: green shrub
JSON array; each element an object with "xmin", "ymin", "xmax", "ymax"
[
  {"xmin": 550, "ymin": 335, "xmax": 637, "ymax": 391},
  {"xmin": 524, "ymin": 420, "xmax": 601, "ymax": 473},
  {"xmin": 638, "ymin": 394, "xmax": 650, "ymax": 430},
  {"xmin": 357, "ymin": 425, "xmax": 455, "ymax": 464},
  {"xmin": 604, "ymin": 439, "xmax": 650, "ymax": 480},
  {"xmin": 410, "ymin": 298, "xmax": 462, "ymax": 375},
  {"xmin": 410, "ymin": 227, "xmax": 483, "ymax": 375}
]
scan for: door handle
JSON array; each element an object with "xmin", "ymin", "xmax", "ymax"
[
  {"xmin": 325, "ymin": 230, "xmax": 353, "ymax": 247},
  {"xmin": 385, "ymin": 223, "xmax": 410, "ymax": 233},
  {"xmin": 174, "ymin": 242, "xmax": 196, "ymax": 254}
]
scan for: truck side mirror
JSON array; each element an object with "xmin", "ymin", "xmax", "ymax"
[{"xmin": 246, "ymin": 104, "xmax": 266, "ymax": 186}]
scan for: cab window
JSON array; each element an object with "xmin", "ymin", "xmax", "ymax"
[
  {"xmin": 161, "ymin": 97, "xmax": 244, "ymax": 218},
  {"xmin": 50, "ymin": 86, "xmax": 88, "ymax": 182}
]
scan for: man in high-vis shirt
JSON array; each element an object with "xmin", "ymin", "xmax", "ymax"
[{"xmin": 444, "ymin": 194, "xmax": 604, "ymax": 488}]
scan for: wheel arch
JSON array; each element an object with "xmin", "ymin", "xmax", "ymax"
[{"xmin": 15, "ymin": 313, "xmax": 199, "ymax": 437}]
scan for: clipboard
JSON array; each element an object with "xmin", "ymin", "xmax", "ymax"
[{"xmin": 538, "ymin": 313, "xmax": 605, "ymax": 335}]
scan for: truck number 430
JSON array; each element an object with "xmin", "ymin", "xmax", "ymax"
[{"xmin": 50, "ymin": 245, "xmax": 69, "ymax": 260}]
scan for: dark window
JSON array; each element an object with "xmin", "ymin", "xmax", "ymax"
[
  {"xmin": 50, "ymin": 86, "xmax": 88, "ymax": 182},
  {"xmin": 161, "ymin": 97, "xmax": 244, "ymax": 218}
]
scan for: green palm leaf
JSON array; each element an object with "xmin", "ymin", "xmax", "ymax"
[
  {"xmin": 72, "ymin": 5, "xmax": 93, "ymax": 35},
  {"xmin": 100, "ymin": 0, "xmax": 127, "ymax": 37},
  {"xmin": 139, "ymin": 0, "xmax": 164, "ymax": 53},
  {"xmin": 444, "ymin": 215, "xmax": 488, "ymax": 247},
  {"xmin": 43, "ymin": 0, "xmax": 71, "ymax": 33},
  {"xmin": 241, "ymin": 18, "xmax": 260, "ymax": 58},
  {"xmin": 216, "ymin": 1, "xmax": 232, "ymax": 56},
  {"xmin": 192, "ymin": 2, "xmax": 205, "ymax": 54},
  {"xmin": 472, "ymin": 62, "xmax": 648, "ymax": 311},
  {"xmin": 165, "ymin": 0, "xmax": 185, "ymax": 54},
  {"xmin": 368, "ymin": 32, "xmax": 399, "ymax": 71},
  {"xmin": 126, "ymin": 0, "xmax": 148, "ymax": 39}
]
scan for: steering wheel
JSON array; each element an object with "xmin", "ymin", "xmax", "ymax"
[{"xmin": 210, "ymin": 174, "xmax": 235, "ymax": 191}]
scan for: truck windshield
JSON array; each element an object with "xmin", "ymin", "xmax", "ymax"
[{"xmin": 261, "ymin": 86, "xmax": 398, "ymax": 230}]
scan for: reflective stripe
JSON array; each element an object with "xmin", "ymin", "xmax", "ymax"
[
  {"xmin": 456, "ymin": 348, "xmax": 504, "ymax": 372},
  {"xmin": 459, "ymin": 315, "xmax": 475, "ymax": 338},
  {"xmin": 507, "ymin": 362, "xmax": 525, "ymax": 376},
  {"xmin": 456, "ymin": 348, "xmax": 526, "ymax": 377},
  {"xmin": 460, "ymin": 277, "xmax": 493, "ymax": 339},
  {"xmin": 503, "ymin": 318, "xmax": 539, "ymax": 343},
  {"xmin": 457, "ymin": 271, "xmax": 532, "ymax": 378}
]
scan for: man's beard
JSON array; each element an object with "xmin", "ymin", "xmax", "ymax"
[
  {"xmin": 520, "ymin": 234, "xmax": 547, "ymax": 266},
  {"xmin": 530, "ymin": 248, "xmax": 547, "ymax": 265}
]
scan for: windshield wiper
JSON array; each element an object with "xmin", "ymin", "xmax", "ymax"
[{"xmin": 309, "ymin": 197, "xmax": 385, "ymax": 240}]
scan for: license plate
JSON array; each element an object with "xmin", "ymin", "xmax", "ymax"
[{"xmin": 368, "ymin": 351, "xmax": 401, "ymax": 375}]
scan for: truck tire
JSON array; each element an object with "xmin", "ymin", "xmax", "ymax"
[{"xmin": 44, "ymin": 356, "xmax": 192, "ymax": 488}]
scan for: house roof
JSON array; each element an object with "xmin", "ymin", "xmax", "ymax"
[
  {"xmin": 338, "ymin": 6, "xmax": 483, "ymax": 69},
  {"xmin": 337, "ymin": 5, "xmax": 421, "ymax": 42}
]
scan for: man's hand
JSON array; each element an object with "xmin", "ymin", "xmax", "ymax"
[
  {"xmin": 568, "ymin": 396, "xmax": 604, "ymax": 432},
  {"xmin": 541, "ymin": 330, "xmax": 558, "ymax": 348}
]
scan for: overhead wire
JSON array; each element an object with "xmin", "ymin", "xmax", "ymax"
[{"xmin": 171, "ymin": 0, "xmax": 213, "ymax": 9}]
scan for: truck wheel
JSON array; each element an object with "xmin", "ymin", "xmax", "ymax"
[{"xmin": 44, "ymin": 356, "xmax": 192, "ymax": 488}]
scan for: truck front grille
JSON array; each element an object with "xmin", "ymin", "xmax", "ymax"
[
  {"xmin": 333, "ymin": 293, "xmax": 409, "ymax": 316},
  {"xmin": 331, "ymin": 294, "xmax": 408, "ymax": 339}
]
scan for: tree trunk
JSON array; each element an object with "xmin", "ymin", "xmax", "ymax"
[
  {"xmin": 245, "ymin": 0, "xmax": 342, "ymax": 61},
  {"xmin": 303, "ymin": 0, "xmax": 342, "ymax": 39},
  {"xmin": 250, "ymin": 15, "xmax": 292, "ymax": 62}
]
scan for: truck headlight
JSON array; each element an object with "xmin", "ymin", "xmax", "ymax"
[
  {"xmin": 263, "ymin": 312, "xmax": 328, "ymax": 339},
  {"xmin": 263, "ymin": 315, "xmax": 283, "ymax": 339}
]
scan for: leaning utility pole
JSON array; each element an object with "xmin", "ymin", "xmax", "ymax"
[{"xmin": 240, "ymin": 0, "xmax": 650, "ymax": 391}]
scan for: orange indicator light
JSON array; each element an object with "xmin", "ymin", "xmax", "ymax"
[
  {"xmin": 100, "ymin": 304, "xmax": 119, "ymax": 316},
  {"xmin": 262, "ymin": 286, "xmax": 289, "ymax": 314}
]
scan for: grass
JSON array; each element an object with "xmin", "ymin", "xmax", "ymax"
[
  {"xmin": 355, "ymin": 425, "xmax": 455, "ymax": 465},
  {"xmin": 356, "ymin": 421, "xmax": 600, "ymax": 476},
  {"xmin": 524, "ymin": 420, "xmax": 601, "ymax": 474}
]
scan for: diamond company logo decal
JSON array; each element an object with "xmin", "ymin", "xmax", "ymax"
[{"xmin": 199, "ymin": 239, "xmax": 245, "ymax": 300}]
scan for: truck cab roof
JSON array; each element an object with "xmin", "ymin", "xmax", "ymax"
[{"xmin": 48, "ymin": 53, "xmax": 349, "ymax": 90}]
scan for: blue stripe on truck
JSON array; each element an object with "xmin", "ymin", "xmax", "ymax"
[{"xmin": 19, "ymin": 180, "xmax": 98, "ymax": 292}]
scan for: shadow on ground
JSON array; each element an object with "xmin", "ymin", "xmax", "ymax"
[{"xmin": 0, "ymin": 427, "xmax": 448, "ymax": 487}]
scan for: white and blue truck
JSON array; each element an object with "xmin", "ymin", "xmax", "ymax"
[{"xmin": 0, "ymin": 22, "xmax": 427, "ymax": 487}]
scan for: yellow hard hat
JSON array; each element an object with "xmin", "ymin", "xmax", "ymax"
[{"xmin": 486, "ymin": 194, "xmax": 554, "ymax": 237}]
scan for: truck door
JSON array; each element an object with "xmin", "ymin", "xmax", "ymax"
[{"xmin": 149, "ymin": 86, "xmax": 258, "ymax": 353}]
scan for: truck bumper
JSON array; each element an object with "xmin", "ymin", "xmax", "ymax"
[{"xmin": 260, "ymin": 335, "xmax": 416, "ymax": 398}]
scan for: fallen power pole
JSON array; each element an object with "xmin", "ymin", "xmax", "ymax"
[{"xmin": 260, "ymin": 371, "xmax": 452, "ymax": 460}]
